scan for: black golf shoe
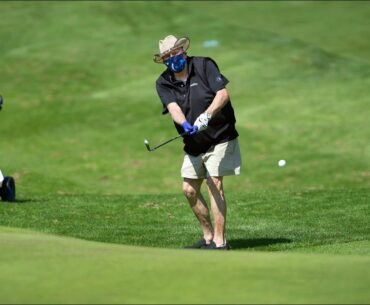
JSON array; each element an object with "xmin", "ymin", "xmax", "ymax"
[
  {"xmin": 203, "ymin": 241, "xmax": 231, "ymax": 250},
  {"xmin": 184, "ymin": 239, "xmax": 210, "ymax": 249}
]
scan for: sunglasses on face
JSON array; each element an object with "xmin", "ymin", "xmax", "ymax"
[{"xmin": 162, "ymin": 48, "xmax": 183, "ymax": 62}]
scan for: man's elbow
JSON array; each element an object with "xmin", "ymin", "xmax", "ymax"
[{"xmin": 218, "ymin": 88, "xmax": 229, "ymax": 102}]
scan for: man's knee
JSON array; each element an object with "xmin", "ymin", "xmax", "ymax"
[
  {"xmin": 207, "ymin": 176, "xmax": 223, "ymax": 191},
  {"xmin": 182, "ymin": 180, "xmax": 200, "ymax": 199}
]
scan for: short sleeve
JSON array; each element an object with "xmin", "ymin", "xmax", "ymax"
[
  {"xmin": 205, "ymin": 59, "xmax": 229, "ymax": 93},
  {"xmin": 156, "ymin": 81, "xmax": 175, "ymax": 114}
]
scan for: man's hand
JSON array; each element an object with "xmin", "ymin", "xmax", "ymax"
[
  {"xmin": 181, "ymin": 121, "xmax": 198, "ymax": 136},
  {"xmin": 194, "ymin": 112, "xmax": 212, "ymax": 132}
]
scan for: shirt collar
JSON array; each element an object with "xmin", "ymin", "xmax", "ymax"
[{"xmin": 162, "ymin": 57, "xmax": 194, "ymax": 83}]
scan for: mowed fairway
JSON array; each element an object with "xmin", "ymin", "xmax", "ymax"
[{"xmin": 0, "ymin": 1, "xmax": 369, "ymax": 304}]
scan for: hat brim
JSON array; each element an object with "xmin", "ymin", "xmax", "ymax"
[{"xmin": 153, "ymin": 37, "xmax": 190, "ymax": 63}]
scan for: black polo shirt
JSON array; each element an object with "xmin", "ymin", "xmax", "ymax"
[{"xmin": 155, "ymin": 56, "xmax": 238, "ymax": 156}]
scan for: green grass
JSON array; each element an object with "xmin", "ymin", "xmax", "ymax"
[
  {"xmin": 0, "ymin": 190, "xmax": 369, "ymax": 252},
  {"xmin": 0, "ymin": 1, "xmax": 369, "ymax": 194},
  {"xmin": 1, "ymin": 189, "xmax": 369, "ymax": 303},
  {"xmin": 0, "ymin": 1, "xmax": 369, "ymax": 303},
  {"xmin": 1, "ymin": 227, "xmax": 369, "ymax": 304}
]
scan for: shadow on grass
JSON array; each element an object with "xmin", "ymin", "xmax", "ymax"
[{"xmin": 229, "ymin": 238, "xmax": 292, "ymax": 249}]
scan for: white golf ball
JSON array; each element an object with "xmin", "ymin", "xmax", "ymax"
[
  {"xmin": 278, "ymin": 160, "xmax": 286, "ymax": 167},
  {"xmin": 144, "ymin": 139, "xmax": 149, "ymax": 144}
]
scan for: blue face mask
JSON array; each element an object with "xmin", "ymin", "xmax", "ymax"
[{"xmin": 164, "ymin": 53, "xmax": 186, "ymax": 73}]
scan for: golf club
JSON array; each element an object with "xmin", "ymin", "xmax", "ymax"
[
  {"xmin": 0, "ymin": 96, "xmax": 3, "ymax": 111},
  {"xmin": 144, "ymin": 132, "xmax": 187, "ymax": 152}
]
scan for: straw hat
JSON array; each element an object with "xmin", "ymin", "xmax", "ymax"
[{"xmin": 153, "ymin": 35, "xmax": 190, "ymax": 63}]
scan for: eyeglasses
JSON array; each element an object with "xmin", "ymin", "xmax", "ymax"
[{"xmin": 162, "ymin": 48, "xmax": 183, "ymax": 62}]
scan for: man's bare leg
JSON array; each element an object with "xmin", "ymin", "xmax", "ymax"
[
  {"xmin": 206, "ymin": 176, "xmax": 227, "ymax": 247},
  {"xmin": 183, "ymin": 178, "xmax": 213, "ymax": 243}
]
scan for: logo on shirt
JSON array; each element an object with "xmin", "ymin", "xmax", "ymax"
[
  {"xmin": 190, "ymin": 82, "xmax": 199, "ymax": 87},
  {"xmin": 216, "ymin": 76, "xmax": 222, "ymax": 82}
]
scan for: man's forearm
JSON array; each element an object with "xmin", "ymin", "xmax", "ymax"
[
  {"xmin": 167, "ymin": 102, "xmax": 187, "ymax": 125},
  {"xmin": 206, "ymin": 88, "xmax": 229, "ymax": 117},
  {"xmin": 167, "ymin": 88, "xmax": 229, "ymax": 126}
]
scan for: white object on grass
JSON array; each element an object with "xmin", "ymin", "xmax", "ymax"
[
  {"xmin": 278, "ymin": 160, "xmax": 286, "ymax": 167},
  {"xmin": 203, "ymin": 40, "xmax": 219, "ymax": 48}
]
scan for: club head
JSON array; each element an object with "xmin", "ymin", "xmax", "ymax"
[
  {"xmin": 0, "ymin": 96, "xmax": 3, "ymax": 111},
  {"xmin": 144, "ymin": 139, "xmax": 153, "ymax": 152}
]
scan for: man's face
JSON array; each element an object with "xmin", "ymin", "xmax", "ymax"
[
  {"xmin": 162, "ymin": 48, "xmax": 184, "ymax": 63},
  {"xmin": 162, "ymin": 47, "xmax": 187, "ymax": 73}
]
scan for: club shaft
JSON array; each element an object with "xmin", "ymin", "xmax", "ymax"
[{"xmin": 150, "ymin": 132, "xmax": 187, "ymax": 151}]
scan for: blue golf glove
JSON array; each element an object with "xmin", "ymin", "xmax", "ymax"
[{"xmin": 181, "ymin": 121, "xmax": 198, "ymax": 136}]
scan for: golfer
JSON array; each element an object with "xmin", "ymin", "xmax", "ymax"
[{"xmin": 154, "ymin": 35, "xmax": 241, "ymax": 250}]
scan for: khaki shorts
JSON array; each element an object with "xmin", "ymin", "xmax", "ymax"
[{"xmin": 181, "ymin": 138, "xmax": 242, "ymax": 179}]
